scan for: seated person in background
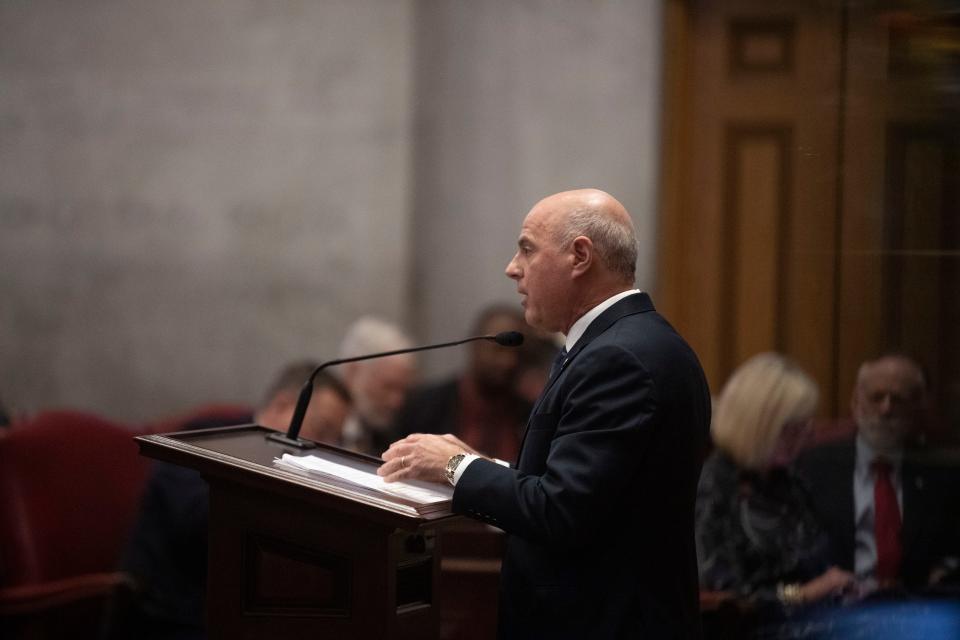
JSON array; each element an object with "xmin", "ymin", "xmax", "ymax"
[
  {"xmin": 336, "ymin": 316, "xmax": 417, "ymax": 456},
  {"xmin": 798, "ymin": 353, "xmax": 960, "ymax": 596},
  {"xmin": 391, "ymin": 304, "xmax": 534, "ymax": 462},
  {"xmin": 696, "ymin": 353, "xmax": 855, "ymax": 628},
  {"xmin": 114, "ymin": 363, "xmax": 351, "ymax": 640}
]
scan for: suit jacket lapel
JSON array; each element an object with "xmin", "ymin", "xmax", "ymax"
[
  {"xmin": 515, "ymin": 292, "xmax": 655, "ymax": 460},
  {"xmin": 837, "ymin": 442, "xmax": 857, "ymax": 568},
  {"xmin": 562, "ymin": 292, "xmax": 654, "ymax": 366},
  {"xmin": 900, "ymin": 458, "xmax": 927, "ymax": 556}
]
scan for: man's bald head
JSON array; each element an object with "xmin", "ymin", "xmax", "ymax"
[
  {"xmin": 535, "ymin": 189, "xmax": 638, "ymax": 284},
  {"xmin": 506, "ymin": 189, "xmax": 639, "ymax": 333}
]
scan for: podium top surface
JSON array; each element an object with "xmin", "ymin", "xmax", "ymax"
[{"xmin": 135, "ymin": 424, "xmax": 457, "ymax": 529}]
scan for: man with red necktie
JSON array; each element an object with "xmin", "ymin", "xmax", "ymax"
[{"xmin": 799, "ymin": 354, "xmax": 960, "ymax": 595}]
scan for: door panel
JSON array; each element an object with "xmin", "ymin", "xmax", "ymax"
[{"xmin": 658, "ymin": 0, "xmax": 959, "ymax": 424}]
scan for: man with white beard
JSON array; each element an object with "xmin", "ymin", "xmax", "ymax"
[
  {"xmin": 336, "ymin": 316, "xmax": 417, "ymax": 456},
  {"xmin": 799, "ymin": 354, "xmax": 959, "ymax": 595}
]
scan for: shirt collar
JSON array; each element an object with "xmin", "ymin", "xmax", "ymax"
[{"xmin": 564, "ymin": 289, "xmax": 642, "ymax": 352}]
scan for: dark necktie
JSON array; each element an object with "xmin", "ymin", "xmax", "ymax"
[
  {"xmin": 872, "ymin": 458, "xmax": 902, "ymax": 583},
  {"xmin": 549, "ymin": 347, "xmax": 568, "ymax": 379}
]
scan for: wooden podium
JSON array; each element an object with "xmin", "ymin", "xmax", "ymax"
[{"xmin": 135, "ymin": 425, "xmax": 459, "ymax": 640}]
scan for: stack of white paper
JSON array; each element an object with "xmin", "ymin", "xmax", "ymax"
[{"xmin": 274, "ymin": 453, "xmax": 453, "ymax": 505}]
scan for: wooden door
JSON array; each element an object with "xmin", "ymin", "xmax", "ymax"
[{"xmin": 658, "ymin": 0, "xmax": 959, "ymax": 424}]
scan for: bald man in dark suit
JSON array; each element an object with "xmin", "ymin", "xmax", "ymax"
[{"xmin": 380, "ymin": 189, "xmax": 711, "ymax": 639}]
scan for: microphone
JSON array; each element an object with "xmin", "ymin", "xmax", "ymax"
[{"xmin": 267, "ymin": 331, "xmax": 524, "ymax": 448}]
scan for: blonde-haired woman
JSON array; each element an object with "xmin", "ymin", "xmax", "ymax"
[{"xmin": 696, "ymin": 353, "xmax": 855, "ymax": 631}]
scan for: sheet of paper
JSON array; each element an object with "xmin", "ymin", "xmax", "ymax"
[{"xmin": 274, "ymin": 453, "xmax": 453, "ymax": 505}]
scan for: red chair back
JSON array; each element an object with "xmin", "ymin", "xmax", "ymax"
[{"xmin": 0, "ymin": 411, "xmax": 151, "ymax": 587}]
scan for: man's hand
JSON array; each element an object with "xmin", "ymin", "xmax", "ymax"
[
  {"xmin": 438, "ymin": 433, "xmax": 480, "ymax": 456},
  {"xmin": 378, "ymin": 433, "xmax": 470, "ymax": 484}
]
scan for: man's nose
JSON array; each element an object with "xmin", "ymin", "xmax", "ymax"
[
  {"xmin": 878, "ymin": 394, "xmax": 894, "ymax": 414},
  {"xmin": 505, "ymin": 253, "xmax": 520, "ymax": 279}
]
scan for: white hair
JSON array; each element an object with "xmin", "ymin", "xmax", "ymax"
[
  {"xmin": 338, "ymin": 316, "xmax": 414, "ymax": 360},
  {"xmin": 855, "ymin": 354, "xmax": 926, "ymax": 396}
]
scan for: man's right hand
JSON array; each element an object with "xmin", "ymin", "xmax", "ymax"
[{"xmin": 439, "ymin": 433, "xmax": 480, "ymax": 456}]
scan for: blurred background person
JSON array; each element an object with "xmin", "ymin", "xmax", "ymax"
[
  {"xmin": 798, "ymin": 353, "xmax": 960, "ymax": 597},
  {"xmin": 391, "ymin": 304, "xmax": 535, "ymax": 462},
  {"xmin": 336, "ymin": 316, "xmax": 417, "ymax": 457},
  {"xmin": 252, "ymin": 364, "xmax": 352, "ymax": 445},
  {"xmin": 114, "ymin": 363, "xmax": 351, "ymax": 640},
  {"xmin": 696, "ymin": 352, "xmax": 855, "ymax": 636}
]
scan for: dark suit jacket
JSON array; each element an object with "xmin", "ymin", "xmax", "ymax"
[
  {"xmin": 115, "ymin": 413, "xmax": 253, "ymax": 639},
  {"xmin": 797, "ymin": 437, "xmax": 959, "ymax": 589},
  {"xmin": 453, "ymin": 293, "xmax": 712, "ymax": 639}
]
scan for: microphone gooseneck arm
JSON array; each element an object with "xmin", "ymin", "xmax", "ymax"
[{"xmin": 267, "ymin": 331, "xmax": 524, "ymax": 449}]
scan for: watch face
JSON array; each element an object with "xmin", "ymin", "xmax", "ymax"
[{"xmin": 446, "ymin": 454, "xmax": 465, "ymax": 484}]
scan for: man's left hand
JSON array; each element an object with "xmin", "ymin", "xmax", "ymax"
[{"xmin": 378, "ymin": 433, "xmax": 466, "ymax": 484}]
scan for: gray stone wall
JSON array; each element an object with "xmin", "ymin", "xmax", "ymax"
[
  {"xmin": 0, "ymin": 0, "xmax": 661, "ymax": 421},
  {"xmin": 410, "ymin": 0, "xmax": 663, "ymax": 376},
  {"xmin": 0, "ymin": 0, "xmax": 415, "ymax": 419}
]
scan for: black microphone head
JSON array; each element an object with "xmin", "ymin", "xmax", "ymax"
[{"xmin": 493, "ymin": 331, "xmax": 524, "ymax": 347}]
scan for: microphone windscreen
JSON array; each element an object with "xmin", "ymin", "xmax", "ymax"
[{"xmin": 494, "ymin": 331, "xmax": 524, "ymax": 347}]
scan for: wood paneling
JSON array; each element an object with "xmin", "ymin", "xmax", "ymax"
[
  {"xmin": 838, "ymin": 3, "xmax": 959, "ymax": 426},
  {"xmin": 728, "ymin": 17, "xmax": 796, "ymax": 74},
  {"xmin": 721, "ymin": 126, "xmax": 792, "ymax": 374},
  {"xmin": 660, "ymin": 0, "xmax": 959, "ymax": 424},
  {"xmin": 658, "ymin": 1, "xmax": 841, "ymax": 409},
  {"xmin": 884, "ymin": 126, "xmax": 960, "ymax": 404},
  {"xmin": 244, "ymin": 534, "xmax": 351, "ymax": 616}
]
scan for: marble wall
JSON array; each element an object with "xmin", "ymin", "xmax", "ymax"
[
  {"xmin": 0, "ymin": 0, "xmax": 661, "ymax": 420},
  {"xmin": 410, "ymin": 0, "xmax": 663, "ymax": 375}
]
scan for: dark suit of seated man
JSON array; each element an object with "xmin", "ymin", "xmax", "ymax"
[
  {"xmin": 798, "ymin": 354, "xmax": 960, "ymax": 597},
  {"xmin": 379, "ymin": 189, "xmax": 712, "ymax": 639},
  {"xmin": 113, "ymin": 365, "xmax": 351, "ymax": 640}
]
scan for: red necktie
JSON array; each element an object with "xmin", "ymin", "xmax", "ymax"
[{"xmin": 872, "ymin": 458, "xmax": 902, "ymax": 583}]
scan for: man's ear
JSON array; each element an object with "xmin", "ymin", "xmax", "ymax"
[{"xmin": 570, "ymin": 236, "xmax": 593, "ymax": 277}]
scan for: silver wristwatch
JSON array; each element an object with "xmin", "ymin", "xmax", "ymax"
[{"xmin": 445, "ymin": 453, "xmax": 466, "ymax": 486}]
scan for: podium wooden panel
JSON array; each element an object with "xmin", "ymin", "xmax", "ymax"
[{"xmin": 135, "ymin": 425, "xmax": 458, "ymax": 640}]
